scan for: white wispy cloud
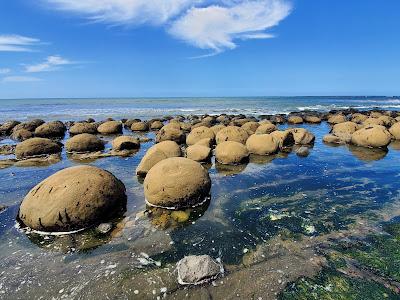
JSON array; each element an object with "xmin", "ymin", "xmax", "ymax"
[
  {"xmin": 2, "ymin": 76, "xmax": 42, "ymax": 83},
  {"xmin": 0, "ymin": 34, "xmax": 41, "ymax": 52},
  {"xmin": 0, "ymin": 68, "xmax": 11, "ymax": 74},
  {"xmin": 25, "ymin": 55, "xmax": 73, "ymax": 72},
  {"xmin": 42, "ymin": 0, "xmax": 292, "ymax": 54}
]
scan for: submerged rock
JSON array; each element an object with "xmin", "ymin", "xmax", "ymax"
[
  {"xmin": 144, "ymin": 157, "xmax": 211, "ymax": 209},
  {"xmin": 215, "ymin": 141, "xmax": 249, "ymax": 164},
  {"xmin": 177, "ymin": 255, "xmax": 223, "ymax": 285},
  {"xmin": 15, "ymin": 137, "xmax": 62, "ymax": 159},
  {"xmin": 66, "ymin": 133, "xmax": 105, "ymax": 153},
  {"xmin": 18, "ymin": 165, "xmax": 127, "ymax": 232}
]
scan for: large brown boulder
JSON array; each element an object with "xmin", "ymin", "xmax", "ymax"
[
  {"xmin": 15, "ymin": 138, "xmax": 62, "ymax": 159},
  {"xmin": 378, "ymin": 115, "xmax": 395, "ymax": 127},
  {"xmin": 246, "ymin": 134, "xmax": 278, "ymax": 155},
  {"xmin": 112, "ymin": 136, "xmax": 140, "ymax": 151},
  {"xmin": 241, "ymin": 121, "xmax": 260, "ymax": 135},
  {"xmin": 331, "ymin": 121, "xmax": 359, "ymax": 142},
  {"xmin": 156, "ymin": 124, "xmax": 185, "ymax": 144},
  {"xmin": 97, "ymin": 121, "xmax": 122, "ymax": 134},
  {"xmin": 136, "ymin": 141, "xmax": 182, "ymax": 176},
  {"xmin": 0, "ymin": 120, "xmax": 20, "ymax": 135},
  {"xmin": 131, "ymin": 121, "xmax": 149, "ymax": 131},
  {"xmin": 35, "ymin": 121, "xmax": 66, "ymax": 137},
  {"xmin": 186, "ymin": 126, "xmax": 215, "ymax": 146},
  {"xmin": 144, "ymin": 157, "xmax": 211, "ymax": 209},
  {"xmin": 66, "ymin": 133, "xmax": 104, "ymax": 153},
  {"xmin": 289, "ymin": 128, "xmax": 315, "ymax": 145},
  {"xmin": 351, "ymin": 113, "xmax": 368, "ymax": 124},
  {"xmin": 328, "ymin": 114, "xmax": 346, "ymax": 124},
  {"xmin": 216, "ymin": 126, "xmax": 249, "ymax": 145},
  {"xmin": 351, "ymin": 125, "xmax": 391, "ymax": 148},
  {"xmin": 215, "ymin": 141, "xmax": 249, "ymax": 164},
  {"xmin": 69, "ymin": 122, "xmax": 98, "ymax": 135},
  {"xmin": 150, "ymin": 120, "xmax": 164, "ymax": 130},
  {"xmin": 362, "ymin": 118, "xmax": 384, "ymax": 127},
  {"xmin": 304, "ymin": 115, "xmax": 321, "ymax": 124},
  {"xmin": 255, "ymin": 123, "xmax": 277, "ymax": 134},
  {"xmin": 210, "ymin": 124, "xmax": 226, "ymax": 135},
  {"xmin": 18, "ymin": 165, "xmax": 126, "ymax": 231},
  {"xmin": 12, "ymin": 119, "xmax": 45, "ymax": 133},
  {"xmin": 186, "ymin": 144, "xmax": 211, "ymax": 162},
  {"xmin": 288, "ymin": 116, "xmax": 303, "ymax": 124},
  {"xmin": 389, "ymin": 122, "xmax": 400, "ymax": 140},
  {"xmin": 323, "ymin": 134, "xmax": 346, "ymax": 145},
  {"xmin": 270, "ymin": 130, "xmax": 295, "ymax": 150},
  {"xmin": 11, "ymin": 129, "xmax": 33, "ymax": 141}
]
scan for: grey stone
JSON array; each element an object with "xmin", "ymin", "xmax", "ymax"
[
  {"xmin": 177, "ymin": 255, "xmax": 223, "ymax": 285},
  {"xmin": 296, "ymin": 146, "xmax": 310, "ymax": 157}
]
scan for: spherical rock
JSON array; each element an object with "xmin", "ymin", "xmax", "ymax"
[
  {"xmin": 144, "ymin": 157, "xmax": 211, "ymax": 209},
  {"xmin": 18, "ymin": 165, "xmax": 126, "ymax": 231},
  {"xmin": 378, "ymin": 115, "xmax": 395, "ymax": 127},
  {"xmin": 215, "ymin": 141, "xmax": 249, "ymax": 164},
  {"xmin": 186, "ymin": 144, "xmax": 211, "ymax": 162},
  {"xmin": 131, "ymin": 121, "xmax": 149, "ymax": 131},
  {"xmin": 195, "ymin": 138, "xmax": 213, "ymax": 147},
  {"xmin": 304, "ymin": 115, "xmax": 321, "ymax": 123},
  {"xmin": 136, "ymin": 141, "xmax": 182, "ymax": 176},
  {"xmin": 289, "ymin": 128, "xmax": 315, "ymax": 145},
  {"xmin": 156, "ymin": 124, "xmax": 185, "ymax": 144},
  {"xmin": 150, "ymin": 120, "xmax": 164, "ymax": 130},
  {"xmin": 66, "ymin": 133, "xmax": 104, "ymax": 153},
  {"xmin": 351, "ymin": 125, "xmax": 391, "ymax": 148},
  {"xmin": 97, "ymin": 121, "xmax": 122, "ymax": 134},
  {"xmin": 12, "ymin": 119, "xmax": 45, "ymax": 133},
  {"xmin": 35, "ymin": 121, "xmax": 66, "ymax": 137},
  {"xmin": 362, "ymin": 118, "xmax": 385, "ymax": 127},
  {"xmin": 331, "ymin": 121, "xmax": 359, "ymax": 143},
  {"xmin": 255, "ymin": 123, "xmax": 277, "ymax": 134},
  {"xmin": 288, "ymin": 115, "xmax": 303, "ymax": 124},
  {"xmin": 241, "ymin": 121, "xmax": 260, "ymax": 135},
  {"xmin": 69, "ymin": 122, "xmax": 98, "ymax": 135},
  {"xmin": 389, "ymin": 122, "xmax": 400, "ymax": 140},
  {"xmin": 351, "ymin": 113, "xmax": 368, "ymax": 124},
  {"xmin": 328, "ymin": 114, "xmax": 346, "ymax": 124},
  {"xmin": 186, "ymin": 126, "xmax": 215, "ymax": 145},
  {"xmin": 210, "ymin": 124, "xmax": 226, "ymax": 135},
  {"xmin": 15, "ymin": 137, "xmax": 62, "ymax": 159},
  {"xmin": 216, "ymin": 126, "xmax": 249, "ymax": 145},
  {"xmin": 246, "ymin": 134, "xmax": 278, "ymax": 155},
  {"xmin": 112, "ymin": 136, "xmax": 140, "ymax": 151}
]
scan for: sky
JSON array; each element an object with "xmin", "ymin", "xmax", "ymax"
[{"xmin": 0, "ymin": 0, "xmax": 399, "ymax": 98}]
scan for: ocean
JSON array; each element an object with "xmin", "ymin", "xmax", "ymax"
[{"xmin": 0, "ymin": 96, "xmax": 399, "ymax": 122}]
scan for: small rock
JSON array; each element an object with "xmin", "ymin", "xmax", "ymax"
[
  {"xmin": 177, "ymin": 255, "xmax": 223, "ymax": 285},
  {"xmin": 295, "ymin": 146, "xmax": 310, "ymax": 157},
  {"xmin": 96, "ymin": 223, "xmax": 113, "ymax": 234}
]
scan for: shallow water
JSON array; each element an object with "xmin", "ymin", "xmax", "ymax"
[{"xmin": 1, "ymin": 119, "xmax": 400, "ymax": 298}]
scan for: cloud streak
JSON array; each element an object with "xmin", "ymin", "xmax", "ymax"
[
  {"xmin": 2, "ymin": 76, "xmax": 42, "ymax": 83},
  {"xmin": 42, "ymin": 0, "xmax": 292, "ymax": 53},
  {"xmin": 0, "ymin": 34, "xmax": 41, "ymax": 52},
  {"xmin": 25, "ymin": 55, "xmax": 73, "ymax": 72}
]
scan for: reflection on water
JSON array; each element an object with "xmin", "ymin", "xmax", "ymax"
[{"xmin": 1, "ymin": 122, "xmax": 400, "ymax": 298}]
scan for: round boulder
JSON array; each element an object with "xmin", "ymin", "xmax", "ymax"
[
  {"xmin": 177, "ymin": 255, "xmax": 223, "ymax": 285},
  {"xmin": 186, "ymin": 144, "xmax": 211, "ymax": 162},
  {"xmin": 304, "ymin": 115, "xmax": 321, "ymax": 124},
  {"xmin": 0, "ymin": 120, "xmax": 20, "ymax": 135},
  {"xmin": 131, "ymin": 121, "xmax": 149, "ymax": 131},
  {"xmin": 351, "ymin": 113, "xmax": 368, "ymax": 124},
  {"xmin": 215, "ymin": 141, "xmax": 249, "ymax": 164},
  {"xmin": 328, "ymin": 114, "xmax": 346, "ymax": 124},
  {"xmin": 362, "ymin": 118, "xmax": 385, "ymax": 127},
  {"xmin": 112, "ymin": 136, "xmax": 140, "ymax": 151},
  {"xmin": 186, "ymin": 126, "xmax": 215, "ymax": 146},
  {"xmin": 210, "ymin": 124, "xmax": 226, "ymax": 135},
  {"xmin": 351, "ymin": 125, "xmax": 391, "ymax": 148},
  {"xmin": 35, "ymin": 121, "xmax": 66, "ymax": 137},
  {"xmin": 216, "ymin": 126, "xmax": 249, "ymax": 145},
  {"xmin": 270, "ymin": 130, "xmax": 295, "ymax": 150},
  {"xmin": 150, "ymin": 120, "xmax": 164, "ymax": 130},
  {"xmin": 69, "ymin": 122, "xmax": 98, "ymax": 135},
  {"xmin": 66, "ymin": 134, "xmax": 105, "ymax": 153},
  {"xmin": 156, "ymin": 124, "xmax": 185, "ymax": 144},
  {"xmin": 97, "ymin": 121, "xmax": 122, "ymax": 135},
  {"xmin": 332, "ymin": 121, "xmax": 359, "ymax": 143},
  {"xmin": 290, "ymin": 128, "xmax": 315, "ymax": 145},
  {"xmin": 15, "ymin": 137, "xmax": 62, "ymax": 159},
  {"xmin": 288, "ymin": 116, "xmax": 303, "ymax": 124},
  {"xmin": 255, "ymin": 123, "xmax": 277, "ymax": 134},
  {"xmin": 144, "ymin": 157, "xmax": 211, "ymax": 209},
  {"xmin": 323, "ymin": 134, "xmax": 346, "ymax": 145},
  {"xmin": 12, "ymin": 119, "xmax": 45, "ymax": 133},
  {"xmin": 18, "ymin": 165, "xmax": 126, "ymax": 231},
  {"xmin": 11, "ymin": 129, "xmax": 33, "ymax": 141},
  {"xmin": 389, "ymin": 122, "xmax": 400, "ymax": 140},
  {"xmin": 246, "ymin": 134, "xmax": 278, "ymax": 155},
  {"xmin": 241, "ymin": 121, "xmax": 260, "ymax": 135}
]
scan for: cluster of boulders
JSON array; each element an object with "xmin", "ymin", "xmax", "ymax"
[{"xmin": 322, "ymin": 110, "xmax": 400, "ymax": 149}]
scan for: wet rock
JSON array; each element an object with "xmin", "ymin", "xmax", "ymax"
[
  {"xmin": 177, "ymin": 255, "xmax": 223, "ymax": 285},
  {"xmin": 331, "ymin": 121, "xmax": 359, "ymax": 143},
  {"xmin": 378, "ymin": 115, "xmax": 395, "ymax": 127},
  {"xmin": 186, "ymin": 126, "xmax": 215, "ymax": 145},
  {"xmin": 351, "ymin": 125, "xmax": 391, "ymax": 148},
  {"xmin": 270, "ymin": 130, "xmax": 295, "ymax": 150},
  {"xmin": 288, "ymin": 115, "xmax": 303, "ymax": 124},
  {"xmin": 97, "ymin": 121, "xmax": 122, "ymax": 134},
  {"xmin": 15, "ymin": 137, "xmax": 62, "ymax": 159},
  {"xmin": 362, "ymin": 118, "xmax": 385, "ymax": 127},
  {"xmin": 136, "ymin": 141, "xmax": 182, "ymax": 177},
  {"xmin": 66, "ymin": 133, "xmax": 105, "ymax": 153},
  {"xmin": 0, "ymin": 120, "xmax": 20, "ymax": 135},
  {"xmin": 18, "ymin": 165, "xmax": 127, "ymax": 231},
  {"xmin": 215, "ymin": 141, "xmax": 249, "ymax": 164},
  {"xmin": 351, "ymin": 113, "xmax": 368, "ymax": 124},
  {"xmin": 328, "ymin": 114, "xmax": 346, "ymax": 124},
  {"xmin": 295, "ymin": 146, "xmax": 310, "ymax": 157},
  {"xmin": 96, "ymin": 223, "xmax": 113, "ymax": 234},
  {"xmin": 0, "ymin": 144, "xmax": 15, "ymax": 155},
  {"xmin": 271, "ymin": 115, "xmax": 286, "ymax": 124},
  {"xmin": 150, "ymin": 120, "xmax": 164, "ymax": 130},
  {"xmin": 389, "ymin": 122, "xmax": 400, "ymax": 140},
  {"xmin": 124, "ymin": 119, "xmax": 141, "ymax": 128},
  {"xmin": 69, "ymin": 122, "xmax": 98, "ymax": 135},
  {"xmin": 131, "ymin": 121, "xmax": 149, "ymax": 131},
  {"xmin": 144, "ymin": 157, "xmax": 211, "ymax": 209},
  {"xmin": 241, "ymin": 121, "xmax": 260, "ymax": 135},
  {"xmin": 210, "ymin": 124, "xmax": 226, "ymax": 135},
  {"xmin": 216, "ymin": 126, "xmax": 249, "ymax": 145},
  {"xmin": 156, "ymin": 124, "xmax": 185, "ymax": 144},
  {"xmin": 180, "ymin": 122, "xmax": 192, "ymax": 132},
  {"xmin": 246, "ymin": 134, "xmax": 279, "ymax": 155},
  {"xmin": 323, "ymin": 134, "xmax": 346, "ymax": 145},
  {"xmin": 112, "ymin": 136, "xmax": 140, "ymax": 151},
  {"xmin": 11, "ymin": 129, "xmax": 33, "ymax": 141},
  {"xmin": 255, "ymin": 123, "xmax": 277, "ymax": 134},
  {"xmin": 290, "ymin": 128, "xmax": 315, "ymax": 145},
  {"xmin": 12, "ymin": 119, "xmax": 44, "ymax": 133},
  {"xmin": 186, "ymin": 144, "xmax": 211, "ymax": 162},
  {"xmin": 304, "ymin": 115, "xmax": 322, "ymax": 124},
  {"xmin": 35, "ymin": 121, "xmax": 66, "ymax": 138}
]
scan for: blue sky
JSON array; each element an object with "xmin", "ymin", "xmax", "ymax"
[{"xmin": 0, "ymin": 0, "xmax": 399, "ymax": 98}]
